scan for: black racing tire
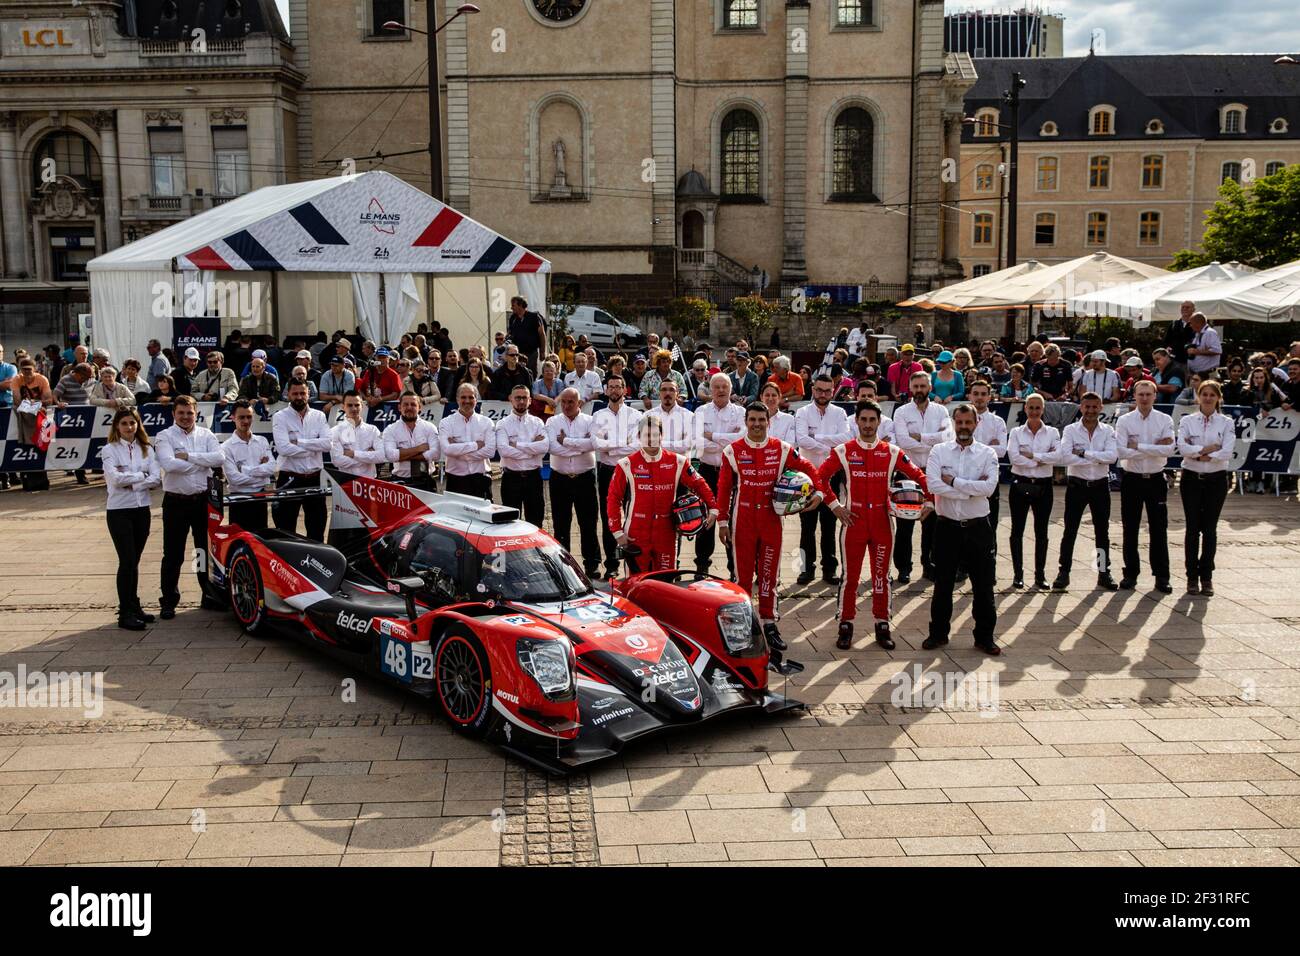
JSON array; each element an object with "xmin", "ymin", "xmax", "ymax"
[
  {"xmin": 227, "ymin": 547, "xmax": 270, "ymax": 636},
  {"xmin": 432, "ymin": 626, "xmax": 501, "ymax": 739}
]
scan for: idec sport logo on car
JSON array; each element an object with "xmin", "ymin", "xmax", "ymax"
[
  {"xmin": 336, "ymin": 611, "xmax": 371, "ymax": 635},
  {"xmin": 350, "ymin": 480, "xmax": 414, "ymax": 512}
]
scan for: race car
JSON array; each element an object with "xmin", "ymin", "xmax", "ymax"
[{"xmin": 204, "ymin": 470, "xmax": 803, "ymax": 771}]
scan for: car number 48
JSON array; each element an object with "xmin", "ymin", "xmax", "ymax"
[{"xmin": 380, "ymin": 636, "xmax": 433, "ymax": 682}]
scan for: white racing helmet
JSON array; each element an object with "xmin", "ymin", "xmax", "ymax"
[
  {"xmin": 889, "ymin": 480, "xmax": 927, "ymax": 521},
  {"xmin": 772, "ymin": 469, "xmax": 816, "ymax": 516}
]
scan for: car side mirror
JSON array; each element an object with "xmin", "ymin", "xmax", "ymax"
[{"xmin": 388, "ymin": 575, "xmax": 427, "ymax": 622}]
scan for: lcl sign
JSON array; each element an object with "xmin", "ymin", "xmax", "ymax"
[
  {"xmin": 1, "ymin": 21, "xmax": 89, "ymax": 55},
  {"xmin": 22, "ymin": 28, "xmax": 75, "ymax": 48}
]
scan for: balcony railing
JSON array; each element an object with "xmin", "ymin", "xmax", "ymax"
[{"xmin": 139, "ymin": 38, "xmax": 245, "ymax": 56}]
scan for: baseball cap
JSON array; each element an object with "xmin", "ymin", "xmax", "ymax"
[
  {"xmin": 376, "ymin": 346, "xmax": 393, "ymax": 357},
  {"xmin": 901, "ymin": 343, "xmax": 915, "ymax": 352},
  {"xmin": 1091, "ymin": 349, "xmax": 1107, "ymax": 362},
  {"xmin": 183, "ymin": 347, "xmax": 201, "ymax": 360},
  {"xmin": 937, "ymin": 350, "xmax": 954, "ymax": 363},
  {"xmin": 296, "ymin": 349, "xmax": 312, "ymax": 360},
  {"xmin": 1125, "ymin": 356, "xmax": 1143, "ymax": 367},
  {"xmin": 329, "ymin": 354, "xmax": 344, "ymax": 366},
  {"xmin": 736, "ymin": 350, "xmax": 750, "ymax": 361},
  {"xmin": 252, "ymin": 349, "xmax": 267, "ymax": 360}
]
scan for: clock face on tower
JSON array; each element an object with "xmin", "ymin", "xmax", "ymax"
[{"xmin": 532, "ymin": 0, "xmax": 588, "ymax": 23}]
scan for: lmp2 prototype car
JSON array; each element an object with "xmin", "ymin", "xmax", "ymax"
[{"xmin": 204, "ymin": 470, "xmax": 803, "ymax": 771}]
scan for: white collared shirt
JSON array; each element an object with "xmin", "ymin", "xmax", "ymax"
[
  {"xmin": 891, "ymin": 400, "xmax": 954, "ymax": 468},
  {"xmin": 591, "ymin": 402, "xmax": 644, "ymax": 468},
  {"xmin": 694, "ymin": 400, "xmax": 746, "ymax": 467},
  {"xmin": 383, "ymin": 417, "xmax": 441, "ymax": 478},
  {"xmin": 330, "ymin": 417, "xmax": 386, "ymax": 478},
  {"xmin": 926, "ymin": 440, "xmax": 1000, "ymax": 520},
  {"xmin": 973, "ymin": 409, "xmax": 1008, "ymax": 459},
  {"xmin": 222, "ymin": 432, "xmax": 277, "ymax": 492},
  {"xmin": 794, "ymin": 401, "xmax": 853, "ymax": 469},
  {"xmin": 1188, "ymin": 324, "xmax": 1222, "ymax": 374},
  {"xmin": 1008, "ymin": 421, "xmax": 1061, "ymax": 479},
  {"xmin": 155, "ymin": 424, "xmax": 225, "ymax": 495},
  {"xmin": 272, "ymin": 406, "xmax": 332, "ymax": 474},
  {"xmin": 101, "ymin": 441, "xmax": 160, "ymax": 509},
  {"xmin": 1076, "ymin": 367, "xmax": 1121, "ymax": 400},
  {"xmin": 546, "ymin": 411, "xmax": 597, "ymax": 474},
  {"xmin": 1059, "ymin": 420, "xmax": 1118, "ymax": 481},
  {"xmin": 564, "ymin": 369, "xmax": 603, "ymax": 402},
  {"xmin": 1177, "ymin": 411, "xmax": 1235, "ymax": 474},
  {"xmin": 441, "ymin": 410, "xmax": 496, "ymax": 476},
  {"xmin": 768, "ymin": 409, "xmax": 796, "ymax": 446},
  {"xmin": 495, "ymin": 411, "xmax": 550, "ymax": 471},
  {"xmin": 1115, "ymin": 407, "xmax": 1175, "ymax": 474},
  {"xmin": 646, "ymin": 403, "xmax": 696, "ymax": 455}
]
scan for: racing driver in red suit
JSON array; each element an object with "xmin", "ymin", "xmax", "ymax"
[
  {"xmin": 718, "ymin": 401, "xmax": 826, "ymax": 652},
  {"xmin": 821, "ymin": 399, "xmax": 932, "ymax": 651},
  {"xmin": 608, "ymin": 415, "xmax": 718, "ymax": 574}
]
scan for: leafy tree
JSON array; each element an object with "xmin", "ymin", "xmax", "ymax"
[
  {"xmin": 731, "ymin": 294, "xmax": 780, "ymax": 347},
  {"xmin": 1171, "ymin": 164, "xmax": 1300, "ymax": 270},
  {"xmin": 665, "ymin": 296, "xmax": 714, "ymax": 340}
]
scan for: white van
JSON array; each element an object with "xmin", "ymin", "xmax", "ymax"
[{"xmin": 550, "ymin": 305, "xmax": 646, "ymax": 351}]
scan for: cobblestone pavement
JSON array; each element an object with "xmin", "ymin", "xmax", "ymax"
[{"xmin": 2, "ymin": 476, "xmax": 1299, "ymax": 867}]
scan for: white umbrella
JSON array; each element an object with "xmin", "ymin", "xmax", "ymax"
[
  {"xmin": 898, "ymin": 259, "xmax": 1053, "ymax": 310},
  {"xmin": 1065, "ymin": 261, "xmax": 1257, "ymax": 323},
  {"xmin": 1177, "ymin": 258, "xmax": 1300, "ymax": 324}
]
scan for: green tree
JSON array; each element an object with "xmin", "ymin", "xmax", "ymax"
[
  {"xmin": 1171, "ymin": 164, "xmax": 1300, "ymax": 270},
  {"xmin": 731, "ymin": 294, "xmax": 780, "ymax": 347},
  {"xmin": 665, "ymin": 296, "xmax": 714, "ymax": 340}
]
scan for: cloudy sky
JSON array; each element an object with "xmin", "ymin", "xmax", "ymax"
[{"xmin": 272, "ymin": 2, "xmax": 1300, "ymax": 56}]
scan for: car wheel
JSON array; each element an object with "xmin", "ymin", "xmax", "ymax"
[
  {"xmin": 433, "ymin": 627, "xmax": 501, "ymax": 738},
  {"xmin": 227, "ymin": 548, "xmax": 269, "ymax": 636}
]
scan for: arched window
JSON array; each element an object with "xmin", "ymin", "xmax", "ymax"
[
  {"xmin": 1040, "ymin": 121, "xmax": 1058, "ymax": 137},
  {"xmin": 681, "ymin": 210, "xmax": 705, "ymax": 248},
  {"xmin": 974, "ymin": 163, "xmax": 994, "ymax": 193},
  {"xmin": 974, "ymin": 109, "xmax": 999, "ymax": 137},
  {"xmin": 1089, "ymin": 105, "xmax": 1116, "ymax": 135},
  {"xmin": 721, "ymin": 108, "xmax": 761, "ymax": 200},
  {"xmin": 31, "ymin": 132, "xmax": 102, "ymax": 196},
  {"xmin": 831, "ymin": 107, "xmax": 875, "ymax": 201},
  {"xmin": 1146, "ymin": 119, "xmax": 1165, "ymax": 135},
  {"xmin": 1221, "ymin": 106, "xmax": 1246, "ymax": 134},
  {"xmin": 972, "ymin": 213, "xmax": 994, "ymax": 246}
]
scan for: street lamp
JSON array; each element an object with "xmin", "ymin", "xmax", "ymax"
[{"xmin": 383, "ymin": 3, "xmax": 480, "ymax": 202}]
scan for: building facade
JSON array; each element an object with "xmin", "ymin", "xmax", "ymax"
[
  {"xmin": 0, "ymin": 0, "xmax": 301, "ymax": 348},
  {"xmin": 294, "ymin": 0, "xmax": 977, "ymax": 310},
  {"xmin": 944, "ymin": 7, "xmax": 1064, "ymax": 59},
  {"xmin": 957, "ymin": 53, "xmax": 1300, "ymax": 278}
]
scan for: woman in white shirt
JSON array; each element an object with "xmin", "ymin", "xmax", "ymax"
[
  {"xmin": 1176, "ymin": 379, "xmax": 1235, "ymax": 596},
  {"xmin": 101, "ymin": 408, "xmax": 161, "ymax": 630}
]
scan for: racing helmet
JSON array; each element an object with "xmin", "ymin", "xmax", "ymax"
[
  {"xmin": 889, "ymin": 480, "xmax": 926, "ymax": 521},
  {"xmin": 772, "ymin": 470, "xmax": 816, "ymax": 516},
  {"xmin": 672, "ymin": 493, "xmax": 708, "ymax": 538}
]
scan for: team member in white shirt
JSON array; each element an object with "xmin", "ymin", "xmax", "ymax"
[
  {"xmin": 692, "ymin": 373, "xmax": 746, "ymax": 576},
  {"xmin": 647, "ymin": 379, "xmax": 696, "ymax": 455},
  {"xmin": 1115, "ymin": 380, "xmax": 1176, "ymax": 592},
  {"xmin": 154, "ymin": 394, "xmax": 226, "ymax": 618},
  {"xmin": 923, "ymin": 403, "xmax": 1001, "ymax": 655},
  {"xmin": 760, "ymin": 381, "xmax": 796, "ymax": 446},
  {"xmin": 891, "ymin": 370, "xmax": 954, "ymax": 584},
  {"xmin": 330, "ymin": 391, "xmax": 387, "ymax": 479},
  {"xmin": 102, "ymin": 408, "xmax": 162, "ymax": 629},
  {"xmin": 222, "ymin": 400, "xmax": 277, "ymax": 532},
  {"xmin": 383, "ymin": 391, "xmax": 441, "ymax": 491},
  {"xmin": 563, "ymin": 351, "xmax": 603, "ymax": 403},
  {"xmin": 794, "ymin": 373, "xmax": 854, "ymax": 586},
  {"xmin": 1176, "ymin": 379, "xmax": 1235, "ymax": 596},
  {"xmin": 968, "ymin": 379, "xmax": 1008, "ymax": 538},
  {"xmin": 1053, "ymin": 391, "xmax": 1120, "ymax": 592},
  {"xmin": 271, "ymin": 379, "xmax": 332, "ymax": 541},
  {"xmin": 592, "ymin": 375, "xmax": 643, "ymax": 578},
  {"xmin": 495, "ymin": 384, "xmax": 550, "ymax": 526},
  {"xmin": 1185, "ymin": 312, "xmax": 1222, "ymax": 377},
  {"xmin": 546, "ymin": 387, "xmax": 601, "ymax": 576},
  {"xmin": 441, "ymin": 383, "xmax": 496, "ymax": 500},
  {"xmin": 1006, "ymin": 393, "xmax": 1061, "ymax": 590}
]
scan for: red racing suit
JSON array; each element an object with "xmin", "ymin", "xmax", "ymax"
[
  {"xmin": 606, "ymin": 449, "xmax": 718, "ymax": 574},
  {"xmin": 818, "ymin": 438, "xmax": 930, "ymax": 625},
  {"xmin": 717, "ymin": 437, "xmax": 824, "ymax": 623}
]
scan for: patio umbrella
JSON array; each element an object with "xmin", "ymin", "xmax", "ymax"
[
  {"xmin": 898, "ymin": 259, "xmax": 1052, "ymax": 310},
  {"xmin": 1064, "ymin": 261, "xmax": 1257, "ymax": 323},
  {"xmin": 1173, "ymin": 258, "xmax": 1300, "ymax": 323}
]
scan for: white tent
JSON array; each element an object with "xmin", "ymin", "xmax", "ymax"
[
  {"xmin": 88, "ymin": 171, "xmax": 550, "ymax": 365},
  {"xmin": 898, "ymin": 259, "xmax": 1054, "ymax": 311},
  {"xmin": 1163, "ymin": 258, "xmax": 1300, "ymax": 324},
  {"xmin": 1064, "ymin": 261, "xmax": 1257, "ymax": 324}
]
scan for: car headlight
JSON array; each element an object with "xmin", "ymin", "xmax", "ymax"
[
  {"xmin": 718, "ymin": 602, "xmax": 759, "ymax": 655},
  {"xmin": 516, "ymin": 638, "xmax": 573, "ymax": 698}
]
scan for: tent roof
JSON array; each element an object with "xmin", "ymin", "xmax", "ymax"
[{"xmin": 88, "ymin": 171, "xmax": 550, "ymax": 276}]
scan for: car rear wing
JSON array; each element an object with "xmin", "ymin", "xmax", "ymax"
[{"xmin": 206, "ymin": 475, "xmax": 332, "ymax": 516}]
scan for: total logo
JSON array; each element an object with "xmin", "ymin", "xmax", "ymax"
[
  {"xmin": 335, "ymin": 611, "xmax": 371, "ymax": 634},
  {"xmin": 624, "ymin": 635, "xmax": 649, "ymax": 651}
]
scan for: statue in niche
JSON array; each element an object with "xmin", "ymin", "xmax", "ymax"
[{"xmin": 549, "ymin": 138, "xmax": 572, "ymax": 199}]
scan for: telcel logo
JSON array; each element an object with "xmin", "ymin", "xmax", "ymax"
[{"xmin": 336, "ymin": 611, "xmax": 370, "ymax": 634}]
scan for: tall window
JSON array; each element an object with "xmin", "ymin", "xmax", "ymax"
[
  {"xmin": 1036, "ymin": 156, "xmax": 1058, "ymax": 191},
  {"xmin": 973, "ymin": 213, "xmax": 994, "ymax": 246},
  {"xmin": 831, "ymin": 108, "xmax": 874, "ymax": 200},
  {"xmin": 1223, "ymin": 108, "xmax": 1245, "ymax": 133},
  {"xmin": 1139, "ymin": 211, "xmax": 1161, "ymax": 246},
  {"xmin": 1266, "ymin": 161, "xmax": 1285, "ymax": 177},
  {"xmin": 1091, "ymin": 107, "xmax": 1114, "ymax": 135},
  {"xmin": 1222, "ymin": 162, "xmax": 1242, "ymax": 185},
  {"xmin": 974, "ymin": 164, "xmax": 995, "ymax": 193},
  {"xmin": 212, "ymin": 127, "xmax": 251, "ymax": 197},
  {"xmin": 1142, "ymin": 154, "xmax": 1164, "ymax": 189},
  {"xmin": 1034, "ymin": 212, "xmax": 1056, "ymax": 246},
  {"xmin": 721, "ymin": 109, "xmax": 761, "ymax": 199},
  {"xmin": 32, "ymin": 132, "xmax": 102, "ymax": 196},
  {"xmin": 370, "ymin": 0, "xmax": 405, "ymax": 37},
  {"xmin": 723, "ymin": 0, "xmax": 760, "ymax": 29},
  {"xmin": 149, "ymin": 127, "xmax": 186, "ymax": 196},
  {"xmin": 1087, "ymin": 211, "xmax": 1108, "ymax": 246},
  {"xmin": 974, "ymin": 109, "xmax": 999, "ymax": 137},
  {"xmin": 836, "ymin": 0, "xmax": 867, "ymax": 27},
  {"xmin": 1089, "ymin": 154, "xmax": 1111, "ymax": 189}
]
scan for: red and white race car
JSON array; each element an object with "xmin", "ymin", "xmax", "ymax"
[{"xmin": 205, "ymin": 470, "xmax": 803, "ymax": 771}]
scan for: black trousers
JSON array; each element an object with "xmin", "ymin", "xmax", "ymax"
[
  {"xmin": 445, "ymin": 472, "xmax": 492, "ymax": 501},
  {"xmin": 799, "ymin": 500, "xmax": 839, "ymax": 577},
  {"xmin": 893, "ymin": 509, "xmax": 935, "ymax": 576},
  {"xmin": 1058, "ymin": 477, "xmax": 1112, "ymax": 577},
  {"xmin": 930, "ymin": 517, "xmax": 997, "ymax": 645},
  {"xmin": 550, "ymin": 469, "xmax": 601, "ymax": 575},
  {"xmin": 501, "ymin": 467, "xmax": 545, "ymax": 527},
  {"xmin": 273, "ymin": 471, "xmax": 327, "ymax": 541},
  {"xmin": 161, "ymin": 493, "xmax": 209, "ymax": 610},
  {"xmin": 229, "ymin": 500, "xmax": 268, "ymax": 534},
  {"xmin": 1120, "ymin": 471, "xmax": 1170, "ymax": 582},
  {"xmin": 957, "ymin": 483, "xmax": 1001, "ymax": 576},
  {"xmin": 1009, "ymin": 476, "xmax": 1054, "ymax": 580},
  {"xmin": 694, "ymin": 462, "xmax": 734, "ymax": 577},
  {"xmin": 596, "ymin": 463, "xmax": 621, "ymax": 574},
  {"xmin": 107, "ymin": 506, "xmax": 151, "ymax": 618},
  {"xmin": 1180, "ymin": 471, "xmax": 1229, "ymax": 581}
]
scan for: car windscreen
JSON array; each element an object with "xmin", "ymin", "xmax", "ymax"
[{"xmin": 471, "ymin": 543, "xmax": 593, "ymax": 603}]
